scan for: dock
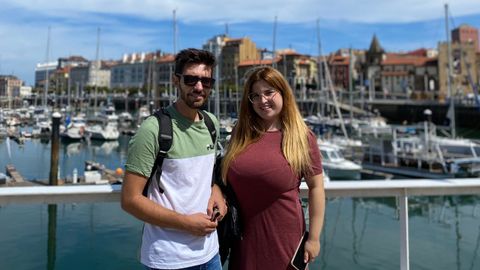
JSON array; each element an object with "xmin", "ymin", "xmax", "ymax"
[
  {"xmin": 85, "ymin": 160, "xmax": 122, "ymax": 183},
  {"xmin": 6, "ymin": 164, "xmax": 25, "ymax": 183}
]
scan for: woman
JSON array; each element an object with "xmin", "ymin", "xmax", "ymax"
[{"xmin": 221, "ymin": 66, "xmax": 325, "ymax": 269}]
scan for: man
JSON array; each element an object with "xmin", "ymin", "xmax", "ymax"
[{"xmin": 121, "ymin": 48, "xmax": 226, "ymax": 270}]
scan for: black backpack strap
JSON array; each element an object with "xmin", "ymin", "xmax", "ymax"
[
  {"xmin": 199, "ymin": 110, "xmax": 220, "ymax": 187},
  {"xmin": 199, "ymin": 110, "xmax": 217, "ymax": 145},
  {"xmin": 142, "ymin": 108, "xmax": 173, "ymax": 197}
]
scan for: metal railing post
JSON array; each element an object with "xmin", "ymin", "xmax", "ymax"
[{"xmin": 399, "ymin": 193, "xmax": 410, "ymax": 270}]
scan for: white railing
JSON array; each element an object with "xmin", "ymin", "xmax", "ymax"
[{"xmin": 2, "ymin": 179, "xmax": 480, "ymax": 270}]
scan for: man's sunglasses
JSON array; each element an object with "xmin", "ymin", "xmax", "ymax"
[{"xmin": 176, "ymin": 73, "xmax": 215, "ymax": 88}]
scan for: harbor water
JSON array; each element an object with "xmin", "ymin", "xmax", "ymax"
[{"xmin": 1, "ymin": 136, "xmax": 480, "ymax": 269}]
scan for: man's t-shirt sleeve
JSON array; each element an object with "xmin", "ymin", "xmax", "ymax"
[{"xmin": 124, "ymin": 117, "xmax": 159, "ymax": 178}]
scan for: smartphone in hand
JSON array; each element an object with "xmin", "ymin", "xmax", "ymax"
[
  {"xmin": 210, "ymin": 207, "xmax": 221, "ymax": 222},
  {"xmin": 290, "ymin": 231, "xmax": 309, "ymax": 270}
]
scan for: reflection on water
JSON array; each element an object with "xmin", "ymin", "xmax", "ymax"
[
  {"xmin": 309, "ymin": 196, "xmax": 480, "ymax": 270},
  {"xmin": 47, "ymin": 205, "xmax": 57, "ymax": 270},
  {"xmin": 0, "ymin": 203, "xmax": 143, "ymax": 270},
  {"xmin": 0, "ymin": 136, "xmax": 129, "ymax": 181},
  {"xmin": 0, "ymin": 197, "xmax": 479, "ymax": 269}
]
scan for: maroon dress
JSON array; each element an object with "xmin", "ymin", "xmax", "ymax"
[{"xmin": 227, "ymin": 131, "xmax": 322, "ymax": 270}]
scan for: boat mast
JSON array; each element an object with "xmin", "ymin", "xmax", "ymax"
[
  {"xmin": 94, "ymin": 27, "xmax": 100, "ymax": 112},
  {"xmin": 170, "ymin": 9, "xmax": 177, "ymax": 105},
  {"xmin": 316, "ymin": 19, "xmax": 325, "ymax": 116},
  {"xmin": 173, "ymin": 9, "xmax": 177, "ymax": 55},
  {"xmin": 272, "ymin": 15, "xmax": 277, "ymax": 69},
  {"xmin": 349, "ymin": 47, "xmax": 354, "ymax": 123},
  {"xmin": 44, "ymin": 26, "xmax": 51, "ymax": 108},
  {"xmin": 445, "ymin": 3, "xmax": 456, "ymax": 138},
  {"xmin": 214, "ymin": 40, "xmax": 221, "ymax": 118},
  {"xmin": 317, "ymin": 20, "xmax": 348, "ymax": 139}
]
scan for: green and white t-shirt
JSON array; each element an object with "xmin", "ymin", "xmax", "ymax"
[{"xmin": 125, "ymin": 105, "xmax": 219, "ymax": 269}]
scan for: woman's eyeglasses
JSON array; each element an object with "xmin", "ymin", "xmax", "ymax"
[
  {"xmin": 248, "ymin": 89, "xmax": 278, "ymax": 103},
  {"xmin": 176, "ymin": 73, "xmax": 215, "ymax": 88}
]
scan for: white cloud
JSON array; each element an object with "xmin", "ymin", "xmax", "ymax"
[
  {"xmin": 1, "ymin": 0, "xmax": 479, "ymax": 85},
  {"xmin": 3, "ymin": 0, "xmax": 480, "ymax": 23}
]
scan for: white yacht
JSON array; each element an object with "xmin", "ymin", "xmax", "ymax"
[
  {"xmin": 60, "ymin": 115, "xmax": 86, "ymax": 140},
  {"xmin": 318, "ymin": 140, "xmax": 362, "ymax": 180},
  {"xmin": 118, "ymin": 111, "xmax": 133, "ymax": 124},
  {"xmin": 31, "ymin": 115, "xmax": 52, "ymax": 138},
  {"xmin": 84, "ymin": 106, "xmax": 120, "ymax": 141},
  {"xmin": 85, "ymin": 120, "xmax": 119, "ymax": 140}
]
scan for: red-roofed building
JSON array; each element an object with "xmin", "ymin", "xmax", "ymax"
[
  {"xmin": 364, "ymin": 35, "xmax": 439, "ymax": 99},
  {"xmin": 221, "ymin": 37, "xmax": 258, "ymax": 86},
  {"xmin": 237, "ymin": 49, "xmax": 318, "ymax": 97},
  {"xmin": 328, "ymin": 53, "xmax": 350, "ymax": 90},
  {"xmin": 381, "ymin": 52, "xmax": 438, "ymax": 96},
  {"xmin": 325, "ymin": 49, "xmax": 364, "ymax": 92},
  {"xmin": 155, "ymin": 54, "xmax": 175, "ymax": 92}
]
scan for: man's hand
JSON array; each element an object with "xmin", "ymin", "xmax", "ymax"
[
  {"xmin": 207, "ymin": 184, "xmax": 228, "ymax": 221},
  {"xmin": 182, "ymin": 213, "xmax": 218, "ymax": 236}
]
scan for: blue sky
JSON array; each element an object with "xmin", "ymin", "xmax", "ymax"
[{"xmin": 1, "ymin": 0, "xmax": 480, "ymax": 86}]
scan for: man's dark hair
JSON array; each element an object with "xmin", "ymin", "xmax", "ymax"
[{"xmin": 174, "ymin": 48, "xmax": 216, "ymax": 76}]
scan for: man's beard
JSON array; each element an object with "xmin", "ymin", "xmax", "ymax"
[{"xmin": 179, "ymin": 85, "xmax": 209, "ymax": 109}]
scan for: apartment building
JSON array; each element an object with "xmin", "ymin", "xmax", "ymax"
[
  {"xmin": 155, "ymin": 54, "xmax": 175, "ymax": 91},
  {"xmin": 34, "ymin": 61, "xmax": 57, "ymax": 88},
  {"xmin": 381, "ymin": 51, "xmax": 438, "ymax": 98},
  {"xmin": 221, "ymin": 37, "xmax": 258, "ymax": 86},
  {"xmin": 438, "ymin": 41, "xmax": 478, "ymax": 99},
  {"xmin": 452, "ymin": 24, "xmax": 479, "ymax": 52},
  {"xmin": 0, "ymin": 75, "xmax": 23, "ymax": 98}
]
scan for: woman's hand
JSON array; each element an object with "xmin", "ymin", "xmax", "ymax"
[{"xmin": 303, "ymin": 238, "xmax": 320, "ymax": 263}]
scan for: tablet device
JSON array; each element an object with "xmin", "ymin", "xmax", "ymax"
[{"xmin": 290, "ymin": 231, "xmax": 309, "ymax": 270}]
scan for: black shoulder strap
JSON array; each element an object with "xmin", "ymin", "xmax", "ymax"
[
  {"xmin": 199, "ymin": 110, "xmax": 217, "ymax": 145},
  {"xmin": 200, "ymin": 110, "xmax": 222, "ymax": 187},
  {"xmin": 142, "ymin": 108, "xmax": 172, "ymax": 197}
]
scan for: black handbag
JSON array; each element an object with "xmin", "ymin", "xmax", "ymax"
[{"xmin": 213, "ymin": 156, "xmax": 242, "ymax": 265}]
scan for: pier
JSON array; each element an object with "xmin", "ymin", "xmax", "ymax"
[{"xmin": 5, "ymin": 164, "xmax": 25, "ymax": 183}]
